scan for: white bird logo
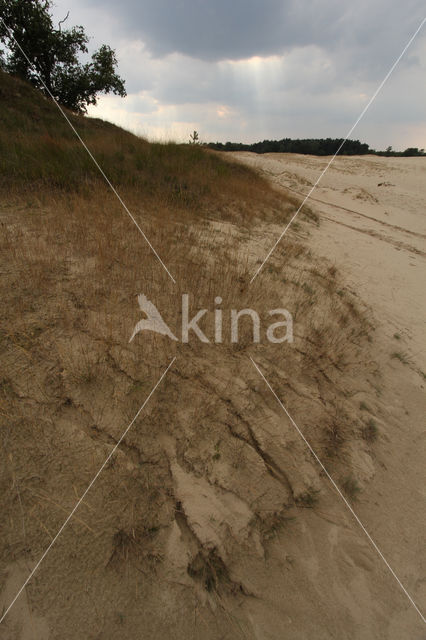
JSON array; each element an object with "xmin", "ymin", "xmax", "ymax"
[{"xmin": 129, "ymin": 294, "xmax": 178, "ymax": 343}]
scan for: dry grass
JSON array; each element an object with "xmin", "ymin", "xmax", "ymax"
[
  {"xmin": 0, "ymin": 70, "xmax": 284, "ymax": 224},
  {"xmin": 0, "ymin": 71, "xmax": 379, "ymax": 605},
  {"xmin": 0, "ymin": 186, "xmax": 376, "ymax": 581}
]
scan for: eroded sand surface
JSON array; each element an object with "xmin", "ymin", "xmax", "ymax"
[
  {"xmin": 233, "ymin": 152, "xmax": 426, "ymax": 636},
  {"xmin": 1, "ymin": 154, "xmax": 425, "ymax": 640}
]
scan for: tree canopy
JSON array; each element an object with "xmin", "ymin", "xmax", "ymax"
[
  {"xmin": 207, "ymin": 138, "xmax": 370, "ymax": 156},
  {"xmin": 207, "ymin": 138, "xmax": 425, "ymax": 157},
  {"xmin": 0, "ymin": 0, "xmax": 126, "ymax": 113}
]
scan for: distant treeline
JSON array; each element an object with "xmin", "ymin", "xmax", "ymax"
[{"xmin": 206, "ymin": 138, "xmax": 426, "ymax": 157}]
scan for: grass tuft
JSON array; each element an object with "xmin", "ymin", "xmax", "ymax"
[
  {"xmin": 362, "ymin": 418, "xmax": 378, "ymax": 442},
  {"xmin": 391, "ymin": 351, "xmax": 411, "ymax": 365},
  {"xmin": 342, "ymin": 476, "xmax": 361, "ymax": 500}
]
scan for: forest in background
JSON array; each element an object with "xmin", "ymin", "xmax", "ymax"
[{"xmin": 207, "ymin": 137, "xmax": 425, "ymax": 156}]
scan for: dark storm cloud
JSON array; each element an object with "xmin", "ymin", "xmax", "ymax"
[
  {"xmin": 88, "ymin": 0, "xmax": 424, "ymax": 73},
  {"xmin": 89, "ymin": 0, "xmax": 333, "ymax": 60},
  {"xmin": 51, "ymin": 0, "xmax": 426, "ymax": 149}
]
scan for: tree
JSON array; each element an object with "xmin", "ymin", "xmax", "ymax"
[
  {"xmin": 403, "ymin": 147, "xmax": 425, "ymax": 156},
  {"xmin": 0, "ymin": 0, "xmax": 126, "ymax": 113},
  {"xmin": 189, "ymin": 130, "xmax": 199, "ymax": 144}
]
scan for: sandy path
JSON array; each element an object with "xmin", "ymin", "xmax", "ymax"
[
  {"xmin": 232, "ymin": 152, "xmax": 426, "ymax": 637},
  {"xmin": 232, "ymin": 153, "xmax": 426, "ymax": 368}
]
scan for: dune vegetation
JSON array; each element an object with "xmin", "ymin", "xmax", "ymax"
[{"xmin": 0, "ymin": 70, "xmax": 386, "ymax": 639}]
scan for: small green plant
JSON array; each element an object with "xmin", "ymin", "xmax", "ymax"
[
  {"xmin": 302, "ymin": 207, "xmax": 320, "ymax": 226},
  {"xmin": 267, "ymin": 263, "xmax": 279, "ymax": 275},
  {"xmin": 0, "ymin": 377, "xmax": 13, "ymax": 395},
  {"xmin": 359, "ymin": 401, "xmax": 369, "ymax": 411},
  {"xmin": 296, "ymin": 487, "xmax": 320, "ymax": 507},
  {"xmin": 212, "ymin": 441, "xmax": 221, "ymax": 461},
  {"xmin": 128, "ymin": 380, "xmax": 144, "ymax": 395},
  {"xmin": 187, "ymin": 549, "xmax": 227, "ymax": 592},
  {"xmin": 393, "ymin": 332, "xmax": 401, "ymax": 340},
  {"xmin": 302, "ymin": 282, "xmax": 314, "ymax": 296},
  {"xmin": 342, "ymin": 476, "xmax": 361, "ymax": 500},
  {"xmin": 260, "ymin": 512, "xmax": 296, "ymax": 541},
  {"xmin": 391, "ymin": 351, "xmax": 411, "ymax": 365},
  {"xmin": 324, "ymin": 418, "xmax": 346, "ymax": 454},
  {"xmin": 362, "ymin": 418, "xmax": 378, "ymax": 442}
]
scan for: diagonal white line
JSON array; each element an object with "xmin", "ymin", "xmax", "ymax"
[
  {"xmin": 250, "ymin": 356, "xmax": 426, "ymax": 624},
  {"xmin": 0, "ymin": 356, "xmax": 176, "ymax": 625},
  {"xmin": 0, "ymin": 17, "xmax": 176, "ymax": 284},
  {"xmin": 250, "ymin": 16, "xmax": 426, "ymax": 283}
]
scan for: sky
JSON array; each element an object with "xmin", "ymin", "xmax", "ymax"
[{"xmin": 51, "ymin": 1, "xmax": 426, "ymax": 150}]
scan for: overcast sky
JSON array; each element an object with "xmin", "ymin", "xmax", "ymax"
[{"xmin": 52, "ymin": 1, "xmax": 426, "ymax": 150}]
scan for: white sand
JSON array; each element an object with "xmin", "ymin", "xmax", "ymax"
[
  {"xmin": 232, "ymin": 152, "xmax": 426, "ymax": 637},
  {"xmin": 233, "ymin": 153, "xmax": 426, "ymax": 368}
]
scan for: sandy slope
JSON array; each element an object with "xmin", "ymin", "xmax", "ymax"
[
  {"xmin": 1, "ymin": 153, "xmax": 425, "ymax": 640},
  {"xmin": 232, "ymin": 152, "xmax": 426, "ymax": 636},
  {"xmin": 233, "ymin": 153, "xmax": 426, "ymax": 365}
]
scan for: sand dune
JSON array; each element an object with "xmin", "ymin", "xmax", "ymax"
[
  {"xmin": 1, "ymin": 146, "xmax": 425, "ymax": 639},
  {"xmin": 233, "ymin": 152, "xmax": 426, "ymax": 637},
  {"xmin": 233, "ymin": 153, "xmax": 426, "ymax": 364}
]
